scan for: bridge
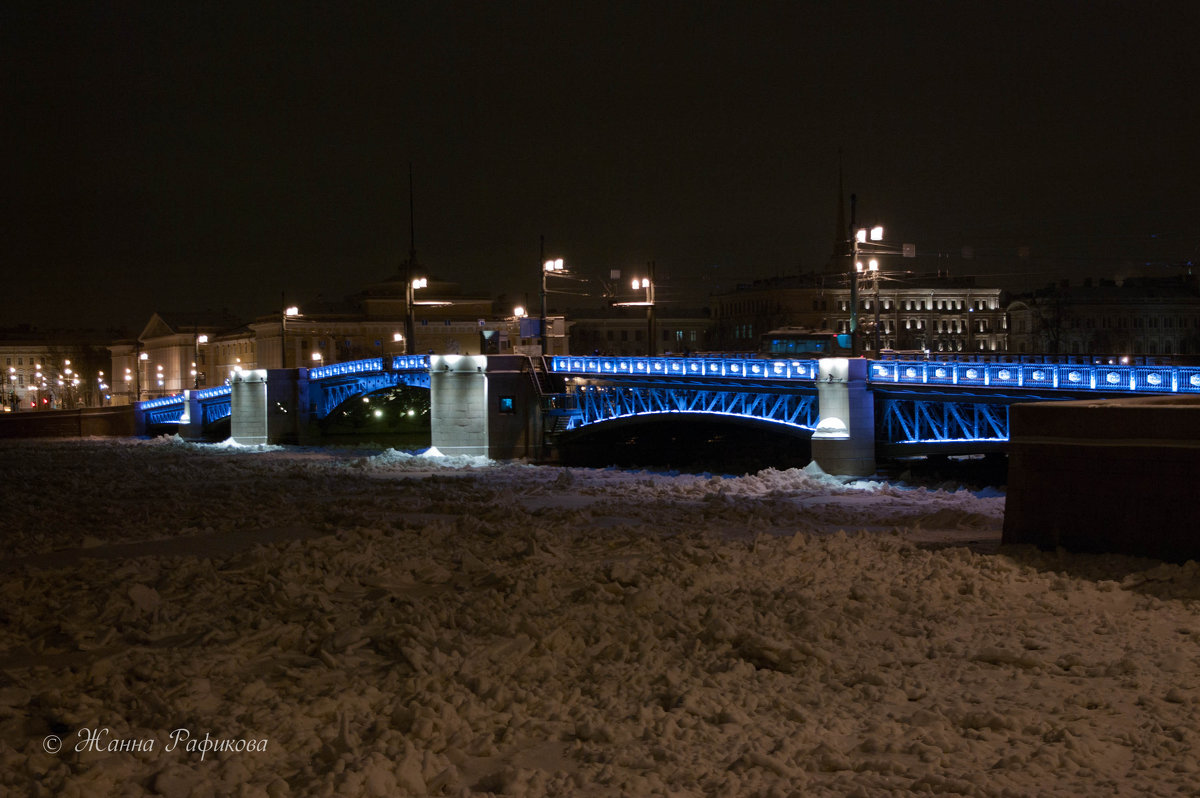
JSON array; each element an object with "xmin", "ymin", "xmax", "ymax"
[
  {"xmin": 131, "ymin": 353, "xmax": 1200, "ymax": 474},
  {"xmin": 137, "ymin": 355, "xmax": 432, "ymax": 434}
]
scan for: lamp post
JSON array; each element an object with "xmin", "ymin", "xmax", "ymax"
[
  {"xmin": 283, "ymin": 306, "xmax": 299, "ymax": 368},
  {"xmin": 632, "ymin": 267, "xmax": 656, "ymax": 356},
  {"xmin": 849, "ymin": 221, "xmax": 884, "ymax": 357},
  {"xmin": 63, "ymin": 360, "xmax": 74, "ymax": 409},
  {"xmin": 855, "ymin": 256, "xmax": 881, "ymax": 353},
  {"xmin": 540, "ymin": 238, "xmax": 564, "ymax": 356},
  {"xmin": 406, "ymin": 277, "xmax": 427, "ymax": 355},
  {"xmin": 137, "ymin": 351, "xmax": 148, "ymax": 401},
  {"xmin": 193, "ymin": 334, "xmax": 208, "ymax": 389}
]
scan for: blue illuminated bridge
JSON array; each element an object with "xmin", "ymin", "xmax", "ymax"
[
  {"xmin": 137, "ymin": 353, "xmax": 1200, "ymax": 458},
  {"xmin": 546, "ymin": 355, "xmax": 1200, "ymax": 456},
  {"xmin": 138, "ymin": 356, "xmax": 430, "ymax": 428}
]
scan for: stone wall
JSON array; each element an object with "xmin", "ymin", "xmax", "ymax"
[
  {"xmin": 0, "ymin": 406, "xmax": 135, "ymax": 438},
  {"xmin": 1003, "ymin": 395, "xmax": 1200, "ymax": 562}
]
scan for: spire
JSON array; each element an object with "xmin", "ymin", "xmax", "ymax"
[
  {"xmin": 828, "ymin": 150, "xmax": 849, "ymax": 273},
  {"xmin": 405, "ymin": 163, "xmax": 418, "ymax": 275}
]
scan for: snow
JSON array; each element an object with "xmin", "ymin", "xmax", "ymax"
[{"xmin": 3, "ymin": 437, "xmax": 1200, "ymax": 796}]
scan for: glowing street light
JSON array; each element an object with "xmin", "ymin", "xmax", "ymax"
[
  {"xmin": 539, "ymin": 236, "xmax": 566, "ymax": 356},
  {"xmin": 849, "ymin": 215, "xmax": 886, "ymax": 356},
  {"xmin": 405, "ymin": 277, "xmax": 428, "ymax": 355}
]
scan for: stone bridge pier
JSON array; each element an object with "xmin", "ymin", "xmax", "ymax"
[
  {"xmin": 810, "ymin": 358, "xmax": 876, "ymax": 476},
  {"xmin": 227, "ymin": 356, "xmax": 543, "ymax": 458}
]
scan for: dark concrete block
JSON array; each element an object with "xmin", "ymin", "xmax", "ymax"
[{"xmin": 1003, "ymin": 396, "xmax": 1200, "ymax": 562}]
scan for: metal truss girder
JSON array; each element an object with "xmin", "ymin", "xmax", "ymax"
[
  {"xmin": 145, "ymin": 403, "xmax": 184, "ymax": 425},
  {"xmin": 312, "ymin": 371, "xmax": 430, "ymax": 418},
  {"xmin": 882, "ymin": 398, "xmax": 1009, "ymax": 444},
  {"xmin": 574, "ymin": 385, "xmax": 817, "ymax": 430},
  {"xmin": 202, "ymin": 400, "xmax": 231, "ymax": 425}
]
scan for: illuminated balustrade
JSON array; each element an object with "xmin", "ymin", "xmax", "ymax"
[
  {"xmin": 866, "ymin": 360, "xmax": 1200, "ymax": 395},
  {"xmin": 307, "ymin": 356, "xmax": 429, "ymax": 381},
  {"xmin": 550, "ymin": 356, "xmax": 819, "ymax": 381}
]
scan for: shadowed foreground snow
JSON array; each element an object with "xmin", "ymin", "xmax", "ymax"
[{"xmin": 3, "ymin": 438, "xmax": 1199, "ymax": 796}]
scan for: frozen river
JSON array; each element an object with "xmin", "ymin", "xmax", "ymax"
[{"xmin": 2, "ymin": 438, "xmax": 1198, "ymax": 796}]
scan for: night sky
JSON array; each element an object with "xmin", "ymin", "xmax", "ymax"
[{"xmin": 4, "ymin": 2, "xmax": 1197, "ymax": 332}]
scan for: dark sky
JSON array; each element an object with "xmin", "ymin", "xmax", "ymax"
[{"xmin": 4, "ymin": 2, "xmax": 1198, "ymax": 332}]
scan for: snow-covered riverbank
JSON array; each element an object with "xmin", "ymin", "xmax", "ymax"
[{"xmin": 3, "ymin": 438, "xmax": 1198, "ymax": 796}]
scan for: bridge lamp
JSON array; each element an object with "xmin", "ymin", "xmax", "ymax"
[
  {"xmin": 513, "ymin": 306, "xmax": 526, "ymax": 318},
  {"xmin": 539, "ymin": 240, "xmax": 566, "ymax": 356},
  {"xmin": 285, "ymin": 306, "xmax": 300, "ymax": 316},
  {"xmin": 850, "ymin": 223, "xmax": 885, "ymax": 356},
  {"xmin": 311, "ymin": 352, "xmax": 323, "ymax": 363},
  {"xmin": 405, "ymin": 279, "xmax": 428, "ymax": 356},
  {"xmin": 393, "ymin": 332, "xmax": 404, "ymax": 342}
]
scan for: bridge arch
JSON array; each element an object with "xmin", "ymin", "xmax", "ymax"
[
  {"xmin": 556, "ymin": 411, "xmax": 813, "ymax": 470},
  {"xmin": 318, "ymin": 382, "xmax": 430, "ymax": 433}
]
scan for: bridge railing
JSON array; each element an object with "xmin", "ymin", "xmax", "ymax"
[
  {"xmin": 550, "ymin": 355, "xmax": 821, "ymax": 380},
  {"xmin": 307, "ymin": 355, "xmax": 430, "ymax": 381},
  {"xmin": 871, "ymin": 360, "xmax": 1200, "ymax": 394}
]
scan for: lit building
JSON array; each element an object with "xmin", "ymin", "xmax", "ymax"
[
  {"xmin": 109, "ymin": 273, "xmax": 568, "ymax": 402},
  {"xmin": 710, "ymin": 272, "xmax": 1007, "ymax": 355},
  {"xmin": 2, "ymin": 325, "xmax": 114, "ymax": 410},
  {"xmin": 568, "ymin": 307, "xmax": 712, "ymax": 356},
  {"xmin": 108, "ymin": 311, "xmax": 243, "ymax": 403},
  {"xmin": 1007, "ymin": 275, "xmax": 1200, "ymax": 358}
]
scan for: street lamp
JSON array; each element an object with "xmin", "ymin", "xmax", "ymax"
[
  {"xmin": 631, "ymin": 267, "xmax": 657, "ymax": 356},
  {"xmin": 849, "ymin": 224, "xmax": 882, "ymax": 356},
  {"xmin": 194, "ymin": 334, "xmax": 208, "ymax": 389},
  {"xmin": 282, "ymin": 306, "xmax": 300, "ymax": 368},
  {"xmin": 406, "ymin": 277, "xmax": 427, "ymax": 355},
  {"xmin": 856, "ymin": 256, "xmax": 881, "ymax": 353},
  {"xmin": 540, "ymin": 237, "xmax": 565, "ymax": 356}
]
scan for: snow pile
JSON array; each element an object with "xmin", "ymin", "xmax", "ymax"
[{"xmin": 2, "ymin": 438, "xmax": 1198, "ymax": 796}]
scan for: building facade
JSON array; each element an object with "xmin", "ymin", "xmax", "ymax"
[
  {"xmin": 710, "ymin": 273, "xmax": 1007, "ymax": 355},
  {"xmin": 568, "ymin": 307, "xmax": 712, "ymax": 356},
  {"xmin": 3, "ymin": 326, "xmax": 114, "ymax": 411},
  {"xmin": 107, "ymin": 274, "xmax": 571, "ymax": 403},
  {"xmin": 1007, "ymin": 276, "xmax": 1200, "ymax": 358}
]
